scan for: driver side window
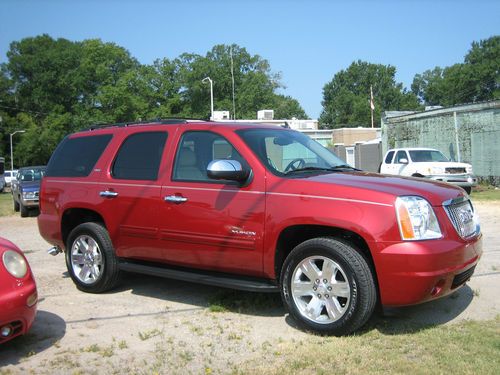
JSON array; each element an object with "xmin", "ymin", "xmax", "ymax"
[{"xmin": 173, "ymin": 131, "xmax": 248, "ymax": 182}]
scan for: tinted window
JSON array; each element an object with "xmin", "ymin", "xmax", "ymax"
[
  {"xmin": 173, "ymin": 131, "xmax": 246, "ymax": 182},
  {"xmin": 46, "ymin": 135, "xmax": 112, "ymax": 177},
  {"xmin": 112, "ymin": 132, "xmax": 168, "ymax": 180},
  {"xmin": 395, "ymin": 151, "xmax": 408, "ymax": 163},
  {"xmin": 384, "ymin": 151, "xmax": 395, "ymax": 164},
  {"xmin": 409, "ymin": 150, "xmax": 448, "ymax": 162}
]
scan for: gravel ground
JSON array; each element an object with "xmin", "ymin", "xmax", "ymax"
[{"xmin": 0, "ymin": 201, "xmax": 499, "ymax": 374}]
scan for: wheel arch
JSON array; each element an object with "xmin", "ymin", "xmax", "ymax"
[
  {"xmin": 61, "ymin": 208, "xmax": 107, "ymax": 249},
  {"xmin": 274, "ymin": 224, "xmax": 377, "ymax": 284}
]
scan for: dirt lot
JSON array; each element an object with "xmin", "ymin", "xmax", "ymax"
[{"xmin": 1, "ymin": 201, "xmax": 499, "ymax": 374}]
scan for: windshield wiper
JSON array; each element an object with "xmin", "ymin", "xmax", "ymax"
[
  {"xmin": 285, "ymin": 165, "xmax": 358, "ymax": 175},
  {"xmin": 330, "ymin": 164, "xmax": 358, "ymax": 170}
]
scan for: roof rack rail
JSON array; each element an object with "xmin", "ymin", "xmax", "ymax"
[{"xmin": 85, "ymin": 118, "xmax": 210, "ymax": 131}]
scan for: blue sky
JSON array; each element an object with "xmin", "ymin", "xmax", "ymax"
[{"xmin": 1, "ymin": 0, "xmax": 499, "ymax": 118}]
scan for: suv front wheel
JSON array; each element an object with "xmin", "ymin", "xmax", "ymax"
[
  {"xmin": 66, "ymin": 222, "xmax": 120, "ymax": 293},
  {"xmin": 281, "ymin": 237, "xmax": 376, "ymax": 336}
]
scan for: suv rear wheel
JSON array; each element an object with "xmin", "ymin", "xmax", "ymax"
[
  {"xmin": 66, "ymin": 222, "xmax": 120, "ymax": 293},
  {"xmin": 280, "ymin": 237, "xmax": 376, "ymax": 336}
]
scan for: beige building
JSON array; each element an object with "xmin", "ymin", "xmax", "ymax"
[{"xmin": 332, "ymin": 127, "xmax": 380, "ymax": 146}]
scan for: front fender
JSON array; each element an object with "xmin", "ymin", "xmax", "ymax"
[{"xmin": 262, "ymin": 193, "xmax": 398, "ymax": 277}]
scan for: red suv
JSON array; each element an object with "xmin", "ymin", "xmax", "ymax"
[{"xmin": 38, "ymin": 120, "xmax": 482, "ymax": 335}]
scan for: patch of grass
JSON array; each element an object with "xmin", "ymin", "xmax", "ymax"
[
  {"xmin": 179, "ymin": 350, "xmax": 194, "ymax": 363},
  {"xmin": 0, "ymin": 192, "xmax": 14, "ymax": 217},
  {"xmin": 81, "ymin": 343, "xmax": 114, "ymax": 357},
  {"xmin": 48, "ymin": 353, "xmax": 81, "ymax": 369},
  {"xmin": 471, "ymin": 184, "xmax": 500, "ymax": 201},
  {"xmin": 138, "ymin": 328, "xmax": 162, "ymax": 341},
  {"xmin": 82, "ymin": 344, "xmax": 100, "ymax": 353},
  {"xmin": 207, "ymin": 290, "xmax": 282, "ymax": 314},
  {"xmin": 118, "ymin": 340, "xmax": 128, "ymax": 349},
  {"xmin": 241, "ymin": 317, "xmax": 500, "ymax": 375}
]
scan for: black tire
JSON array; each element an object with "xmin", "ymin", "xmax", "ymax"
[
  {"xmin": 280, "ymin": 237, "xmax": 377, "ymax": 336},
  {"xmin": 13, "ymin": 198, "xmax": 20, "ymax": 212},
  {"xmin": 463, "ymin": 186, "xmax": 472, "ymax": 195},
  {"xmin": 20, "ymin": 202, "xmax": 29, "ymax": 217},
  {"xmin": 66, "ymin": 222, "xmax": 120, "ymax": 293}
]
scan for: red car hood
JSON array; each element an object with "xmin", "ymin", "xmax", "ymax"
[
  {"xmin": 0, "ymin": 237, "xmax": 18, "ymax": 251},
  {"xmin": 280, "ymin": 171, "xmax": 466, "ymax": 207}
]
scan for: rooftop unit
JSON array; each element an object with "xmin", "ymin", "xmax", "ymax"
[{"xmin": 257, "ymin": 110, "xmax": 274, "ymax": 120}]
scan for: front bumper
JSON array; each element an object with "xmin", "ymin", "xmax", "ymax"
[
  {"xmin": 21, "ymin": 197, "xmax": 40, "ymax": 207},
  {"xmin": 0, "ymin": 280, "xmax": 38, "ymax": 344},
  {"xmin": 373, "ymin": 234, "xmax": 482, "ymax": 306},
  {"xmin": 427, "ymin": 174, "xmax": 478, "ymax": 188}
]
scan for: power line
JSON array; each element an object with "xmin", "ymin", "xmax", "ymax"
[{"xmin": 0, "ymin": 103, "xmax": 49, "ymax": 116}]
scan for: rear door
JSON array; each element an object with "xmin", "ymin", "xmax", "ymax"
[
  {"xmin": 99, "ymin": 126, "xmax": 173, "ymax": 261},
  {"xmin": 159, "ymin": 126, "xmax": 266, "ymax": 277}
]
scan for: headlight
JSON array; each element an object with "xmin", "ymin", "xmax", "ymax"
[
  {"xmin": 22, "ymin": 191, "xmax": 37, "ymax": 199},
  {"xmin": 395, "ymin": 196, "xmax": 442, "ymax": 240},
  {"xmin": 429, "ymin": 166, "xmax": 445, "ymax": 174},
  {"xmin": 2, "ymin": 250, "xmax": 28, "ymax": 278}
]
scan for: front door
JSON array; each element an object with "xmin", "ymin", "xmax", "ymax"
[{"xmin": 159, "ymin": 129, "xmax": 266, "ymax": 277}]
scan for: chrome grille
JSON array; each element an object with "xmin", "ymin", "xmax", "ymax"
[
  {"xmin": 444, "ymin": 198, "xmax": 477, "ymax": 239},
  {"xmin": 445, "ymin": 167, "xmax": 466, "ymax": 174}
]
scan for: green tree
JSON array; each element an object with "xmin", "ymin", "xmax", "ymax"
[
  {"xmin": 175, "ymin": 44, "xmax": 304, "ymax": 119},
  {"xmin": 411, "ymin": 35, "xmax": 500, "ymax": 106},
  {"xmin": 0, "ymin": 37, "xmax": 307, "ymax": 165},
  {"xmin": 320, "ymin": 60, "xmax": 421, "ymax": 127},
  {"xmin": 272, "ymin": 95, "xmax": 308, "ymax": 119}
]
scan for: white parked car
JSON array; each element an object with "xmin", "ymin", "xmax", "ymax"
[
  {"xmin": 380, "ymin": 148, "xmax": 477, "ymax": 194},
  {"xmin": 4, "ymin": 170, "xmax": 18, "ymax": 187}
]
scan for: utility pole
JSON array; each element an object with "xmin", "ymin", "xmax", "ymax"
[
  {"xmin": 370, "ymin": 85, "xmax": 375, "ymax": 128},
  {"xmin": 230, "ymin": 45, "xmax": 236, "ymax": 120},
  {"xmin": 10, "ymin": 130, "xmax": 26, "ymax": 171}
]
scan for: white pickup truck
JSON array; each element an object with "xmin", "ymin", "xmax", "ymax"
[{"xmin": 380, "ymin": 148, "xmax": 477, "ymax": 194}]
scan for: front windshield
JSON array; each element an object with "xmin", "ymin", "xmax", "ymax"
[
  {"xmin": 19, "ymin": 168, "xmax": 46, "ymax": 182},
  {"xmin": 409, "ymin": 150, "xmax": 448, "ymax": 162},
  {"xmin": 237, "ymin": 128, "xmax": 349, "ymax": 176}
]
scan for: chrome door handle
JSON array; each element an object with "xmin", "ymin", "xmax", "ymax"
[
  {"xmin": 164, "ymin": 195, "xmax": 188, "ymax": 204},
  {"xmin": 100, "ymin": 191, "xmax": 118, "ymax": 198}
]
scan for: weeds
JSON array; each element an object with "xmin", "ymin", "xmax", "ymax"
[{"xmin": 138, "ymin": 328, "xmax": 162, "ymax": 341}]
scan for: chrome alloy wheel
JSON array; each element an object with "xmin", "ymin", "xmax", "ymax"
[
  {"xmin": 291, "ymin": 256, "xmax": 351, "ymax": 324},
  {"xmin": 70, "ymin": 235, "xmax": 103, "ymax": 285}
]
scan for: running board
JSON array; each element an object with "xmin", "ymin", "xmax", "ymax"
[{"xmin": 118, "ymin": 261, "xmax": 279, "ymax": 293}]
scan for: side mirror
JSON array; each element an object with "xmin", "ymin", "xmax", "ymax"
[
  {"xmin": 399, "ymin": 158, "xmax": 409, "ymax": 164},
  {"xmin": 207, "ymin": 160, "xmax": 250, "ymax": 182}
]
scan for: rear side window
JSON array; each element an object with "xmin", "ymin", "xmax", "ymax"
[
  {"xmin": 112, "ymin": 132, "xmax": 168, "ymax": 180},
  {"xmin": 46, "ymin": 134, "xmax": 112, "ymax": 177}
]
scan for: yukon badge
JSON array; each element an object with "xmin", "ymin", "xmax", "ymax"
[{"xmin": 229, "ymin": 226, "xmax": 256, "ymax": 237}]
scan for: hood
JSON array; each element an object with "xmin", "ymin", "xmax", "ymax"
[
  {"xmin": 20, "ymin": 181, "xmax": 41, "ymax": 191},
  {"xmin": 280, "ymin": 171, "xmax": 465, "ymax": 207}
]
